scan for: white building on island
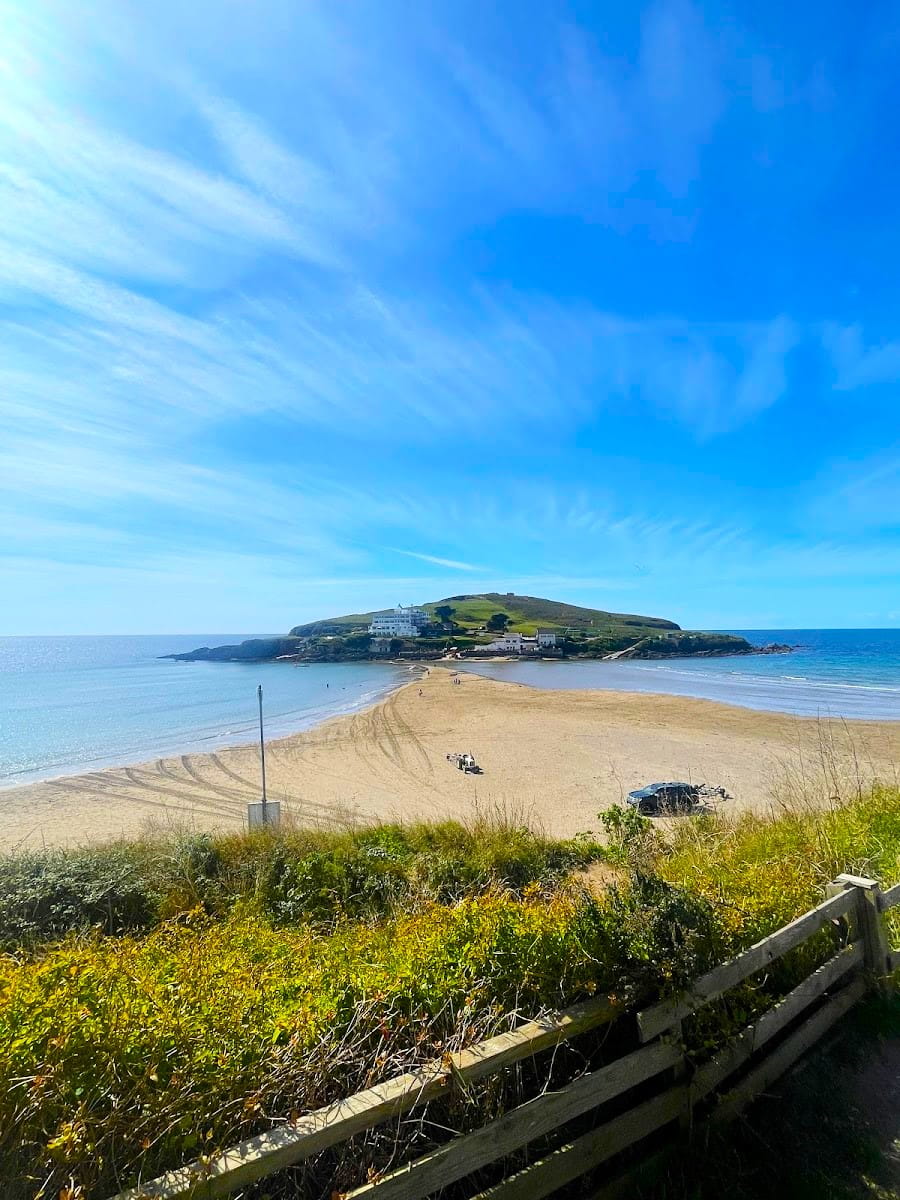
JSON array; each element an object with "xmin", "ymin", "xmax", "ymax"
[
  {"xmin": 368, "ymin": 606, "xmax": 429, "ymax": 639},
  {"xmin": 483, "ymin": 631, "xmax": 560, "ymax": 654},
  {"xmin": 483, "ymin": 633, "xmax": 538, "ymax": 653}
]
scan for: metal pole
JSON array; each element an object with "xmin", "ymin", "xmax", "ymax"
[{"xmin": 258, "ymin": 684, "xmax": 267, "ymax": 822}]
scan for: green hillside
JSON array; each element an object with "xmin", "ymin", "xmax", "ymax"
[
  {"xmin": 289, "ymin": 592, "xmax": 679, "ymax": 638},
  {"xmin": 167, "ymin": 596, "xmax": 760, "ymax": 663}
]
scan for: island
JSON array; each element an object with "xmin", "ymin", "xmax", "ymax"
[{"xmin": 162, "ymin": 593, "xmax": 793, "ymax": 663}]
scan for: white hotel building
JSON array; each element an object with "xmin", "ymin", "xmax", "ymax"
[{"xmin": 368, "ymin": 606, "xmax": 429, "ymax": 639}]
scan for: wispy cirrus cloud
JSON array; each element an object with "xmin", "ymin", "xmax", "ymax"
[
  {"xmin": 1, "ymin": 0, "xmax": 898, "ymax": 632},
  {"xmin": 822, "ymin": 323, "xmax": 900, "ymax": 391},
  {"xmin": 0, "ymin": 110, "xmax": 304, "ymax": 284},
  {"xmin": 386, "ymin": 549, "xmax": 486, "ymax": 572},
  {"xmin": 0, "ymin": 0, "xmax": 816, "ymax": 463},
  {"xmin": 0, "ymin": 271, "xmax": 805, "ymax": 453},
  {"xmin": 803, "ymin": 450, "xmax": 900, "ymax": 538}
]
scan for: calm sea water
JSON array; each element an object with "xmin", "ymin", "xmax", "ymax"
[
  {"xmin": 0, "ymin": 636, "xmax": 409, "ymax": 788},
  {"xmin": 456, "ymin": 629, "xmax": 900, "ymax": 720}
]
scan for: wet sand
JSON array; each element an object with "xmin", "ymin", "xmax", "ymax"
[{"xmin": 1, "ymin": 667, "xmax": 897, "ymax": 849}]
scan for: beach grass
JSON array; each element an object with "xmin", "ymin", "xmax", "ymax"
[
  {"xmin": 0, "ymin": 873, "xmax": 715, "ymax": 1197},
  {"xmin": 0, "ymin": 785, "xmax": 898, "ymax": 1196},
  {"xmin": 0, "ymin": 817, "xmax": 602, "ymax": 948}
]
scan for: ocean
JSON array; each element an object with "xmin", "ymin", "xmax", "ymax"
[
  {"xmin": 0, "ymin": 635, "xmax": 409, "ymax": 788},
  {"xmin": 1, "ymin": 629, "xmax": 898, "ymax": 789},
  {"xmin": 455, "ymin": 629, "xmax": 900, "ymax": 721}
]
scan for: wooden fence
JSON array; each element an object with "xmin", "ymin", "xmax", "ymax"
[{"xmin": 115, "ymin": 874, "xmax": 900, "ymax": 1200}]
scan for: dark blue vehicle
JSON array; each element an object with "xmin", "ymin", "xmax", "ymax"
[{"xmin": 626, "ymin": 781, "xmax": 727, "ymax": 814}]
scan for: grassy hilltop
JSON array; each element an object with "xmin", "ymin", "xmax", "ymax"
[{"xmin": 289, "ymin": 592, "xmax": 680, "ymax": 637}]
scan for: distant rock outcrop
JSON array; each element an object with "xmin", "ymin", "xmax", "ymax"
[
  {"xmin": 614, "ymin": 633, "xmax": 757, "ymax": 659},
  {"xmin": 611, "ymin": 634, "xmax": 796, "ymax": 660},
  {"xmin": 161, "ymin": 637, "xmax": 301, "ymax": 663}
]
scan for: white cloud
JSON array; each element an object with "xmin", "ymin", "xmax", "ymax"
[
  {"xmin": 584, "ymin": 312, "xmax": 799, "ymax": 436},
  {"xmin": 194, "ymin": 94, "xmax": 337, "ymax": 214},
  {"xmin": 386, "ymin": 549, "xmax": 486, "ymax": 571},
  {"xmin": 0, "ymin": 0, "xmax": 895, "ymax": 634},
  {"xmin": 804, "ymin": 452, "xmax": 900, "ymax": 537},
  {"xmin": 0, "ymin": 106, "xmax": 304, "ymax": 285},
  {"xmin": 0, "ymin": 0, "xmax": 804, "ymax": 452},
  {"xmin": 823, "ymin": 322, "xmax": 900, "ymax": 390},
  {"xmin": 636, "ymin": 0, "xmax": 724, "ymax": 194}
]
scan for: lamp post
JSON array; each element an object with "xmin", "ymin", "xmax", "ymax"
[
  {"xmin": 258, "ymin": 684, "xmax": 267, "ymax": 823},
  {"xmin": 248, "ymin": 685, "xmax": 279, "ymax": 828}
]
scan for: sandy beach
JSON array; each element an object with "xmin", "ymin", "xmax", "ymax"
[{"xmin": 1, "ymin": 667, "xmax": 897, "ymax": 850}]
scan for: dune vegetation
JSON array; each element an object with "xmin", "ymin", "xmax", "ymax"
[{"xmin": 0, "ymin": 776, "xmax": 898, "ymax": 1198}]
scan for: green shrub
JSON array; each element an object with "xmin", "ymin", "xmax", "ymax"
[
  {"xmin": 0, "ymin": 882, "xmax": 723, "ymax": 1197},
  {"xmin": 260, "ymin": 844, "xmax": 408, "ymax": 923},
  {"xmin": 0, "ymin": 821, "xmax": 604, "ymax": 945},
  {"xmin": 2, "ymin": 790, "xmax": 898, "ymax": 1197},
  {"xmin": 598, "ymin": 872, "xmax": 723, "ymax": 991},
  {"xmin": 0, "ymin": 847, "xmax": 156, "ymax": 946},
  {"xmin": 599, "ymin": 804, "xmax": 654, "ymax": 865}
]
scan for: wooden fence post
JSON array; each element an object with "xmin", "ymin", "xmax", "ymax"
[{"xmin": 826, "ymin": 874, "xmax": 892, "ymax": 992}]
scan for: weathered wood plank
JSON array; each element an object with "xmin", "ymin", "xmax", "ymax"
[
  {"xmin": 581, "ymin": 1144, "xmax": 676, "ymax": 1200},
  {"xmin": 637, "ymin": 889, "xmax": 855, "ymax": 1043},
  {"xmin": 470, "ymin": 1087, "xmax": 686, "ymax": 1200},
  {"xmin": 829, "ymin": 873, "xmax": 879, "ymax": 890},
  {"xmin": 112, "ymin": 996, "xmax": 618, "ymax": 1200},
  {"xmin": 690, "ymin": 942, "xmax": 864, "ymax": 1101},
  {"xmin": 108, "ymin": 877, "xmax": 894, "ymax": 1200},
  {"xmin": 345, "ymin": 1041, "xmax": 680, "ymax": 1200},
  {"xmin": 711, "ymin": 975, "xmax": 867, "ymax": 1123},
  {"xmin": 831, "ymin": 875, "xmax": 895, "ymax": 987},
  {"xmin": 571, "ymin": 946, "xmax": 871, "ymax": 1200},
  {"xmin": 451, "ymin": 995, "xmax": 619, "ymax": 1085}
]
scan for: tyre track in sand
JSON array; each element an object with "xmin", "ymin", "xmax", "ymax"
[
  {"xmin": 384, "ymin": 693, "xmax": 435, "ymax": 776},
  {"xmin": 49, "ymin": 776, "xmax": 210, "ymax": 817},
  {"xmin": 333, "ymin": 689, "xmax": 442, "ymax": 811},
  {"xmin": 206, "ymin": 752, "xmax": 349, "ymax": 819},
  {"xmin": 174, "ymin": 756, "xmax": 336, "ymax": 825},
  {"xmin": 120, "ymin": 767, "xmax": 239, "ymax": 820},
  {"xmin": 362, "ymin": 698, "xmax": 426, "ymax": 782},
  {"xmin": 338, "ymin": 707, "xmax": 392, "ymax": 790},
  {"xmin": 207, "ymin": 752, "xmax": 261, "ymax": 790},
  {"xmin": 154, "ymin": 757, "xmax": 242, "ymax": 804},
  {"xmin": 176, "ymin": 755, "xmax": 254, "ymax": 803},
  {"xmin": 320, "ymin": 704, "xmax": 406, "ymax": 804}
]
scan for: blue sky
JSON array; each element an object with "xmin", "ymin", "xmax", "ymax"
[{"xmin": 2, "ymin": 0, "xmax": 899, "ymax": 634}]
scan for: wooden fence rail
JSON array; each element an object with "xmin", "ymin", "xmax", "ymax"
[
  {"xmin": 115, "ymin": 876, "xmax": 900, "ymax": 1200},
  {"xmin": 636, "ymin": 887, "xmax": 856, "ymax": 1042},
  {"xmin": 115, "ymin": 997, "xmax": 620, "ymax": 1200}
]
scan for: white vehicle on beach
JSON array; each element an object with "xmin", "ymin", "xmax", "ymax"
[{"xmin": 446, "ymin": 752, "xmax": 480, "ymax": 774}]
